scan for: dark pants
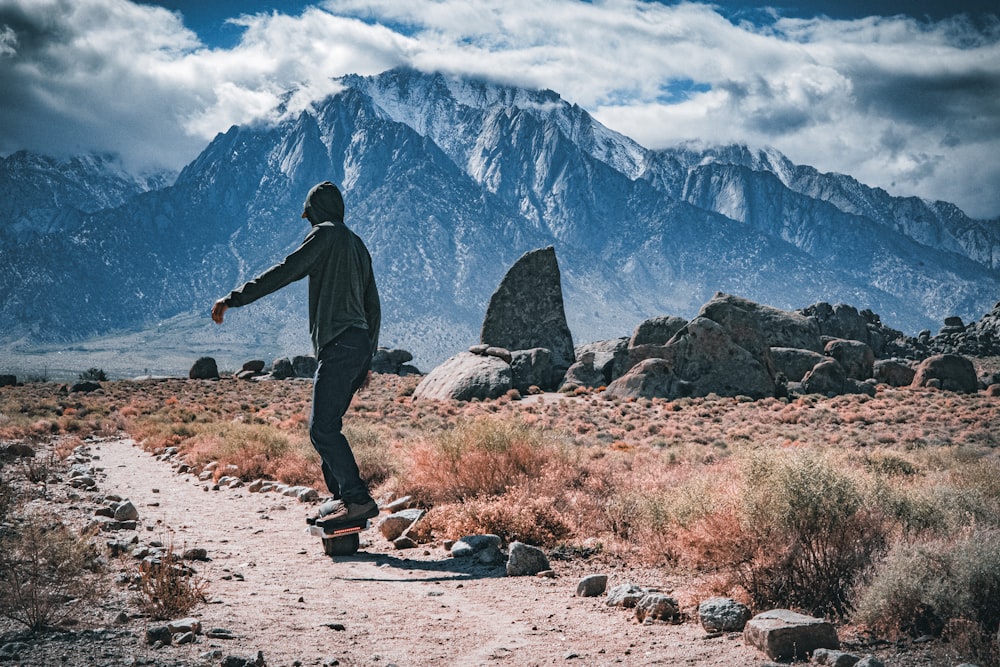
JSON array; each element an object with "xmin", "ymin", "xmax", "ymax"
[{"xmin": 309, "ymin": 326, "xmax": 372, "ymax": 504}]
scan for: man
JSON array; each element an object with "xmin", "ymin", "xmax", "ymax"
[{"xmin": 211, "ymin": 181, "xmax": 381, "ymax": 525}]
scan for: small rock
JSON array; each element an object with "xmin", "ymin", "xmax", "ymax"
[
  {"xmin": 382, "ymin": 496, "xmax": 413, "ymax": 512},
  {"xmin": 114, "ymin": 500, "xmax": 139, "ymax": 522},
  {"xmin": 206, "ymin": 627, "xmax": 238, "ymax": 639},
  {"xmin": 174, "ymin": 631, "xmax": 196, "ymax": 645},
  {"xmin": 698, "ymin": 597, "xmax": 751, "ymax": 632},
  {"xmin": 606, "ymin": 583, "xmax": 646, "ymax": 608},
  {"xmin": 70, "ymin": 475, "xmax": 97, "ymax": 489},
  {"xmin": 854, "ymin": 658, "xmax": 885, "ymax": 667},
  {"xmin": 167, "ymin": 617, "xmax": 202, "ymax": 635},
  {"xmin": 393, "ymin": 535, "xmax": 418, "ymax": 550},
  {"xmin": 635, "ymin": 593, "xmax": 679, "ymax": 623},
  {"xmin": 378, "ymin": 509, "xmax": 426, "ymax": 541},
  {"xmin": 145, "ymin": 625, "xmax": 172, "ymax": 645},
  {"xmin": 183, "ymin": 547, "xmax": 209, "ymax": 561},
  {"xmin": 451, "ymin": 534, "xmax": 502, "ymax": 558},
  {"xmin": 576, "ymin": 574, "xmax": 608, "ymax": 597},
  {"xmin": 476, "ymin": 545, "xmax": 504, "ymax": 565},
  {"xmin": 506, "ymin": 541, "xmax": 550, "ymax": 576},
  {"xmin": 812, "ymin": 648, "xmax": 860, "ymax": 666}
]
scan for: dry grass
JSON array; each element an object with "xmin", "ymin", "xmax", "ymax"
[
  {"xmin": 2, "ymin": 363, "xmax": 1000, "ymax": 644},
  {"xmin": 0, "ymin": 513, "xmax": 105, "ymax": 631},
  {"xmin": 126, "ymin": 542, "xmax": 210, "ymax": 621}
]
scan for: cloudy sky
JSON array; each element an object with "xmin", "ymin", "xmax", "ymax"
[{"xmin": 1, "ymin": 0, "xmax": 998, "ymax": 219}]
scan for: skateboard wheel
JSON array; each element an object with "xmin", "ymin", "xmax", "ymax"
[{"xmin": 322, "ymin": 532, "xmax": 360, "ymax": 556}]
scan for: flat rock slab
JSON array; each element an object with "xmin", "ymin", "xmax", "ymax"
[{"xmin": 743, "ymin": 609, "xmax": 839, "ymax": 660}]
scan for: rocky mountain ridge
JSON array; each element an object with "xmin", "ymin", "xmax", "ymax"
[{"xmin": 1, "ymin": 67, "xmax": 998, "ymax": 374}]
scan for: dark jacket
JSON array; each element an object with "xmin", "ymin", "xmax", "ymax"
[{"xmin": 223, "ymin": 182, "xmax": 380, "ymax": 357}]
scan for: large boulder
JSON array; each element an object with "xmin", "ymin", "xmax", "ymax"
[
  {"xmin": 663, "ymin": 317, "xmax": 775, "ymax": 398},
  {"xmin": 799, "ymin": 302, "xmax": 900, "ymax": 357},
  {"xmin": 801, "ymin": 359, "xmax": 875, "ymax": 397},
  {"xmin": 824, "ymin": 339, "xmax": 874, "ymax": 380},
  {"xmin": 608, "ymin": 317, "xmax": 774, "ymax": 399},
  {"xmin": 575, "ymin": 338, "xmax": 630, "ymax": 384},
  {"xmin": 372, "ymin": 348, "xmax": 416, "ymax": 375},
  {"xmin": 480, "ymin": 247, "xmax": 575, "ymax": 379},
  {"xmin": 701, "ymin": 293, "xmax": 822, "ymax": 353},
  {"xmin": 770, "ymin": 347, "xmax": 827, "ymax": 382},
  {"xmin": 801, "ymin": 359, "xmax": 847, "ymax": 396},
  {"xmin": 561, "ymin": 352, "xmax": 607, "ymax": 389},
  {"xmin": 911, "ymin": 354, "xmax": 978, "ymax": 393},
  {"xmin": 630, "ymin": 316, "xmax": 688, "ymax": 347},
  {"xmin": 292, "ymin": 355, "xmax": 318, "ymax": 378},
  {"xmin": 510, "ymin": 348, "xmax": 555, "ymax": 392},
  {"xmin": 873, "ymin": 359, "xmax": 916, "ymax": 387},
  {"xmin": 242, "ymin": 360, "xmax": 266, "ymax": 373},
  {"xmin": 743, "ymin": 609, "xmax": 839, "ymax": 660},
  {"xmin": 413, "ymin": 352, "xmax": 512, "ymax": 401},
  {"xmin": 189, "ymin": 357, "xmax": 219, "ymax": 380},
  {"xmin": 802, "ymin": 302, "xmax": 870, "ymax": 344},
  {"xmin": 271, "ymin": 357, "xmax": 294, "ymax": 380},
  {"xmin": 605, "ymin": 359, "xmax": 689, "ymax": 400}
]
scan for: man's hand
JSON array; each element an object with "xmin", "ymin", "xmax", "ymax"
[{"xmin": 211, "ymin": 300, "xmax": 228, "ymax": 324}]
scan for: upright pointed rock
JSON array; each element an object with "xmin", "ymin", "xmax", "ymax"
[{"xmin": 480, "ymin": 246, "xmax": 575, "ymax": 383}]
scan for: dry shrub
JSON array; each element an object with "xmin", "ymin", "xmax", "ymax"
[
  {"xmin": 590, "ymin": 449, "xmax": 732, "ymax": 563},
  {"xmin": 343, "ymin": 422, "xmax": 397, "ymax": 488},
  {"xmin": 400, "ymin": 417, "xmax": 559, "ymax": 504},
  {"xmin": 0, "ymin": 515, "xmax": 104, "ymax": 631},
  {"xmin": 129, "ymin": 543, "xmax": 209, "ymax": 620},
  {"xmin": 424, "ymin": 494, "xmax": 572, "ymax": 546},
  {"xmin": 675, "ymin": 449, "xmax": 891, "ymax": 618},
  {"xmin": 877, "ymin": 448, "xmax": 1000, "ymax": 536},
  {"xmin": 853, "ymin": 529, "xmax": 1000, "ymax": 644},
  {"xmin": 942, "ymin": 617, "xmax": 1000, "ymax": 667},
  {"xmin": 0, "ymin": 473, "xmax": 17, "ymax": 526},
  {"xmin": 182, "ymin": 422, "xmax": 310, "ymax": 481},
  {"xmin": 270, "ymin": 448, "xmax": 321, "ymax": 488}
]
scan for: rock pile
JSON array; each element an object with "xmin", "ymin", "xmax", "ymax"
[
  {"xmin": 416, "ymin": 258, "xmax": 1000, "ymax": 401},
  {"xmin": 189, "ymin": 346, "xmax": 419, "ymax": 382},
  {"xmin": 414, "ymin": 247, "xmax": 575, "ymax": 401},
  {"xmin": 900, "ymin": 301, "xmax": 1000, "ymax": 358}
]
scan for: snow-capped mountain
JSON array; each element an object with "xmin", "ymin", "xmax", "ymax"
[
  {"xmin": 0, "ymin": 151, "xmax": 171, "ymax": 242},
  {"xmin": 1, "ymin": 67, "xmax": 998, "ymax": 374}
]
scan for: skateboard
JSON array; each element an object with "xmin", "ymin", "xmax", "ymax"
[{"xmin": 306, "ymin": 517, "xmax": 369, "ymax": 556}]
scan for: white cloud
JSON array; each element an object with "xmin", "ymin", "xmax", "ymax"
[{"xmin": 1, "ymin": 0, "xmax": 998, "ymax": 218}]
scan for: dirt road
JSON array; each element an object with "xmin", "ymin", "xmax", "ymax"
[{"xmin": 85, "ymin": 437, "xmax": 768, "ymax": 667}]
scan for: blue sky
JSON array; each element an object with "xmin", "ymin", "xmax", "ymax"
[{"xmin": 2, "ymin": 0, "xmax": 999, "ymax": 218}]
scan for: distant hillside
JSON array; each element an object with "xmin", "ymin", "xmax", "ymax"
[{"xmin": 1, "ymin": 67, "xmax": 998, "ymax": 375}]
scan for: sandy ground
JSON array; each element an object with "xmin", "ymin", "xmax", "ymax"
[{"xmin": 63, "ymin": 436, "xmax": 774, "ymax": 667}]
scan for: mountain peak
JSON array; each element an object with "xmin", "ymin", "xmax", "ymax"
[{"xmin": 2, "ymin": 68, "xmax": 998, "ymax": 374}]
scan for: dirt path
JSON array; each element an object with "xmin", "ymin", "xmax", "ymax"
[{"xmin": 89, "ymin": 437, "xmax": 768, "ymax": 667}]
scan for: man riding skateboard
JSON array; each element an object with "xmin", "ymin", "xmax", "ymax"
[{"xmin": 211, "ymin": 181, "xmax": 381, "ymax": 526}]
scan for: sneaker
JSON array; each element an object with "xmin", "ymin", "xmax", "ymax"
[
  {"xmin": 317, "ymin": 498, "xmax": 379, "ymax": 525},
  {"xmin": 306, "ymin": 498, "xmax": 344, "ymax": 525}
]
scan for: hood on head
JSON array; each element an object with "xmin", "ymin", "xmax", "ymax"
[{"xmin": 302, "ymin": 181, "xmax": 345, "ymax": 225}]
